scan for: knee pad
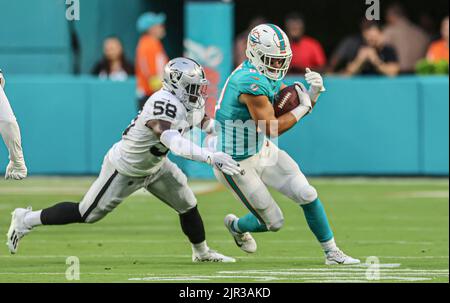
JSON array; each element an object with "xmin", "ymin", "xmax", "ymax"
[
  {"xmin": 267, "ymin": 217, "xmax": 284, "ymax": 232},
  {"xmin": 298, "ymin": 185, "xmax": 318, "ymax": 205}
]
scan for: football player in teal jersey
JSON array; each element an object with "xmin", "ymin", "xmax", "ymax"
[{"xmin": 213, "ymin": 24, "xmax": 360, "ymax": 265}]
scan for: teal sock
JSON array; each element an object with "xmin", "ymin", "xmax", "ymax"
[
  {"xmin": 236, "ymin": 213, "xmax": 268, "ymax": 233},
  {"xmin": 301, "ymin": 198, "xmax": 334, "ymax": 243}
]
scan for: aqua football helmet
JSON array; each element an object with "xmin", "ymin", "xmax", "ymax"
[{"xmin": 246, "ymin": 24, "xmax": 292, "ymax": 81}]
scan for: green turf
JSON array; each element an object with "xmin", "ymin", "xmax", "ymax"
[{"xmin": 0, "ymin": 177, "xmax": 448, "ymax": 283}]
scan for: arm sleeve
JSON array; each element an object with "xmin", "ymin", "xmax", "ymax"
[{"xmin": 160, "ymin": 129, "xmax": 212, "ymax": 164}]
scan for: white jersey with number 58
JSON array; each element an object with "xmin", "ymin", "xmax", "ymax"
[{"xmin": 108, "ymin": 88, "xmax": 205, "ymax": 177}]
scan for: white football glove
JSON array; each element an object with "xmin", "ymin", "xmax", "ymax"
[
  {"xmin": 305, "ymin": 68, "xmax": 325, "ymax": 94},
  {"xmin": 0, "ymin": 70, "xmax": 5, "ymax": 89},
  {"xmin": 5, "ymin": 160, "xmax": 28, "ymax": 180},
  {"xmin": 207, "ymin": 152, "xmax": 242, "ymax": 176},
  {"xmin": 293, "ymin": 82, "xmax": 312, "ymax": 112}
]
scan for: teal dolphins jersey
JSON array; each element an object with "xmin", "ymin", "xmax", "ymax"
[{"xmin": 214, "ymin": 60, "xmax": 282, "ymax": 160}]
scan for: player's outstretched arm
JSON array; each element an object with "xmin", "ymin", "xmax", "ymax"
[
  {"xmin": 146, "ymin": 120, "xmax": 241, "ymax": 176},
  {"xmin": 0, "ymin": 71, "xmax": 28, "ymax": 180},
  {"xmin": 240, "ymin": 93, "xmax": 311, "ymax": 137}
]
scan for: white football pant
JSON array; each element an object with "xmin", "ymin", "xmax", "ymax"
[
  {"xmin": 214, "ymin": 139, "xmax": 318, "ymax": 231},
  {"xmin": 79, "ymin": 156, "xmax": 197, "ymax": 223}
]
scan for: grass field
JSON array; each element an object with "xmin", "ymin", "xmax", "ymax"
[{"xmin": 0, "ymin": 177, "xmax": 448, "ymax": 283}]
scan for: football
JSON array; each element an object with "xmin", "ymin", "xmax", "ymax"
[{"xmin": 273, "ymin": 85, "xmax": 300, "ymax": 117}]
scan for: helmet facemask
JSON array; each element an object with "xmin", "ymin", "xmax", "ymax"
[
  {"xmin": 258, "ymin": 51, "xmax": 292, "ymax": 81},
  {"xmin": 162, "ymin": 57, "xmax": 209, "ymax": 111},
  {"xmin": 183, "ymin": 78, "xmax": 209, "ymax": 111}
]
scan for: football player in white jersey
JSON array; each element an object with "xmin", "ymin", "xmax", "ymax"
[
  {"xmin": 0, "ymin": 69, "xmax": 28, "ymax": 180},
  {"xmin": 6, "ymin": 58, "xmax": 239, "ymax": 263}
]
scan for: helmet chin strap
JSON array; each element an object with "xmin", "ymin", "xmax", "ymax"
[{"xmin": 263, "ymin": 66, "xmax": 283, "ymax": 81}]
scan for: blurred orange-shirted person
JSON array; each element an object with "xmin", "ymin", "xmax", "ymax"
[
  {"xmin": 426, "ymin": 16, "xmax": 449, "ymax": 63},
  {"xmin": 135, "ymin": 12, "xmax": 169, "ymax": 110}
]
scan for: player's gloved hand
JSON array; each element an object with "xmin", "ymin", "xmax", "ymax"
[
  {"xmin": 5, "ymin": 160, "xmax": 28, "ymax": 180},
  {"xmin": 305, "ymin": 68, "xmax": 325, "ymax": 93},
  {"xmin": 293, "ymin": 82, "xmax": 312, "ymax": 112},
  {"xmin": 305, "ymin": 68, "xmax": 325, "ymax": 101},
  {"xmin": 207, "ymin": 152, "xmax": 241, "ymax": 176},
  {"xmin": 0, "ymin": 69, "xmax": 5, "ymax": 89}
]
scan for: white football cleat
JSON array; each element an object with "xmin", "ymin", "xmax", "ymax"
[
  {"xmin": 6, "ymin": 207, "xmax": 32, "ymax": 254},
  {"xmin": 325, "ymin": 249, "xmax": 360, "ymax": 265},
  {"xmin": 192, "ymin": 249, "xmax": 236, "ymax": 263},
  {"xmin": 224, "ymin": 214, "xmax": 257, "ymax": 254}
]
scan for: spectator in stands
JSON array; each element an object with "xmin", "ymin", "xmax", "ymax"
[
  {"xmin": 326, "ymin": 19, "xmax": 367, "ymax": 74},
  {"xmin": 91, "ymin": 36, "xmax": 134, "ymax": 81},
  {"xmin": 135, "ymin": 12, "xmax": 169, "ymax": 110},
  {"xmin": 344, "ymin": 21, "xmax": 400, "ymax": 77},
  {"xmin": 383, "ymin": 3, "xmax": 430, "ymax": 73},
  {"xmin": 285, "ymin": 12, "xmax": 326, "ymax": 74},
  {"xmin": 234, "ymin": 16, "xmax": 267, "ymax": 67},
  {"xmin": 426, "ymin": 16, "xmax": 449, "ymax": 63}
]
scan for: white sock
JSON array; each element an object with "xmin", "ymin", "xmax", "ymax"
[
  {"xmin": 321, "ymin": 238, "xmax": 338, "ymax": 253},
  {"xmin": 192, "ymin": 241, "xmax": 209, "ymax": 256},
  {"xmin": 23, "ymin": 210, "xmax": 42, "ymax": 228}
]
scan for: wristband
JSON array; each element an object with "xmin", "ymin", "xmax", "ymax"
[{"xmin": 291, "ymin": 105, "xmax": 310, "ymax": 122}]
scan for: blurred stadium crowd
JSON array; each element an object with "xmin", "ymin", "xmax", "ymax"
[
  {"xmin": 234, "ymin": 4, "xmax": 449, "ymax": 77},
  {"xmin": 91, "ymin": 2, "xmax": 448, "ymax": 95}
]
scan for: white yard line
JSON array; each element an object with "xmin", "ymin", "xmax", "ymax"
[
  {"xmin": 126, "ymin": 265, "xmax": 448, "ymax": 282},
  {"xmin": 217, "ymin": 271, "xmax": 448, "ymax": 276},
  {"xmin": 0, "ymin": 267, "xmax": 447, "ymax": 283}
]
